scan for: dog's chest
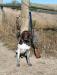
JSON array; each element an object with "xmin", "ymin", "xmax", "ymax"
[{"xmin": 18, "ymin": 43, "xmax": 30, "ymax": 53}]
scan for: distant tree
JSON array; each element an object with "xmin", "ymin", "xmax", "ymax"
[
  {"xmin": 11, "ymin": 0, "xmax": 20, "ymax": 5},
  {"xmin": 12, "ymin": 0, "xmax": 16, "ymax": 4}
]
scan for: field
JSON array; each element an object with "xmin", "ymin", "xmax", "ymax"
[
  {"xmin": 0, "ymin": 7, "xmax": 57, "ymax": 56},
  {"xmin": 0, "ymin": 5, "xmax": 57, "ymax": 75},
  {"xmin": 0, "ymin": 41, "xmax": 57, "ymax": 75}
]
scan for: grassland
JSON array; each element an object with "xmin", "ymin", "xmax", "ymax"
[{"xmin": 0, "ymin": 6, "xmax": 57, "ymax": 57}]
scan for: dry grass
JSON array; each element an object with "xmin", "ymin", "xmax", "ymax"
[
  {"xmin": 0, "ymin": 8, "xmax": 20, "ymax": 50},
  {"xmin": 0, "ymin": 7, "xmax": 57, "ymax": 53},
  {"xmin": 32, "ymin": 12, "xmax": 57, "ymax": 29}
]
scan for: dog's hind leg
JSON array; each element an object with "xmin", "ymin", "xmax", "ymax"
[{"xmin": 26, "ymin": 50, "xmax": 32, "ymax": 66}]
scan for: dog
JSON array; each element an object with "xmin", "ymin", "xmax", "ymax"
[{"xmin": 16, "ymin": 31, "xmax": 32, "ymax": 66}]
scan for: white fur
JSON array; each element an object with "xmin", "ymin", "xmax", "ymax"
[{"xmin": 16, "ymin": 43, "xmax": 30, "ymax": 59}]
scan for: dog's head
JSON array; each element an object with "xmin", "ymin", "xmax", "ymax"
[{"xmin": 19, "ymin": 31, "xmax": 32, "ymax": 45}]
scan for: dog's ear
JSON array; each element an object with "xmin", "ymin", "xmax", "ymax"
[{"xmin": 19, "ymin": 39, "xmax": 23, "ymax": 44}]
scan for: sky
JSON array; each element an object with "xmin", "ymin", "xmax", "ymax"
[{"xmin": 3, "ymin": 0, "xmax": 57, "ymax": 4}]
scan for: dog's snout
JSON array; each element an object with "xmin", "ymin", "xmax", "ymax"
[{"xmin": 24, "ymin": 39, "xmax": 28, "ymax": 42}]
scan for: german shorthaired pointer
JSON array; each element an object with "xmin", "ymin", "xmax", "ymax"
[{"xmin": 16, "ymin": 31, "xmax": 32, "ymax": 66}]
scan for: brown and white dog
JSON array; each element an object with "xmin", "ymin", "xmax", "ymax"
[{"xmin": 16, "ymin": 31, "xmax": 32, "ymax": 66}]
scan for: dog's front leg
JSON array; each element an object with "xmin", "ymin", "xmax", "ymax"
[
  {"xmin": 16, "ymin": 48, "xmax": 20, "ymax": 67},
  {"xmin": 26, "ymin": 50, "xmax": 32, "ymax": 66}
]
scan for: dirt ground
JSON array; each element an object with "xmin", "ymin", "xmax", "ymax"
[{"xmin": 0, "ymin": 41, "xmax": 57, "ymax": 75}]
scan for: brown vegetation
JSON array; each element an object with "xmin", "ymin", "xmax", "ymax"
[
  {"xmin": 0, "ymin": 8, "xmax": 20, "ymax": 49},
  {"xmin": 0, "ymin": 7, "xmax": 57, "ymax": 57},
  {"xmin": 32, "ymin": 12, "xmax": 57, "ymax": 29}
]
